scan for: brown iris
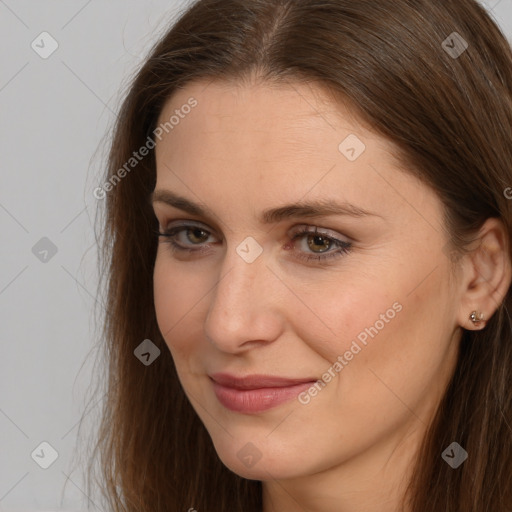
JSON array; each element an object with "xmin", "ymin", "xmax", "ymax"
[{"xmin": 306, "ymin": 234, "xmax": 331, "ymax": 253}]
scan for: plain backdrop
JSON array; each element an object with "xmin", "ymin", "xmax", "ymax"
[{"xmin": 1, "ymin": 1, "xmax": 511, "ymax": 511}]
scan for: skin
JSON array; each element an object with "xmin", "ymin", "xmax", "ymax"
[{"xmin": 151, "ymin": 77, "xmax": 511, "ymax": 512}]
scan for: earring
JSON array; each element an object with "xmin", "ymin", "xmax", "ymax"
[{"xmin": 469, "ymin": 310, "xmax": 485, "ymax": 326}]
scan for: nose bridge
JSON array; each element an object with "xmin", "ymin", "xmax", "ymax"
[
  {"xmin": 204, "ymin": 242, "xmax": 282, "ymax": 350},
  {"xmin": 217, "ymin": 253, "xmax": 260, "ymax": 308}
]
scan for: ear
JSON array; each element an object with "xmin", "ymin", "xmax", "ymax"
[{"xmin": 457, "ymin": 217, "xmax": 512, "ymax": 330}]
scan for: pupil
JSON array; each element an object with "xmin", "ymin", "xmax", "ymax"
[
  {"xmin": 189, "ymin": 228, "xmax": 207, "ymax": 243},
  {"xmin": 308, "ymin": 235, "xmax": 330, "ymax": 253}
]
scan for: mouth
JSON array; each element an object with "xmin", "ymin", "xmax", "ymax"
[{"xmin": 209, "ymin": 372, "xmax": 317, "ymax": 414}]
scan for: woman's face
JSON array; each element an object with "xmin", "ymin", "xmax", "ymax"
[{"xmin": 152, "ymin": 79, "xmax": 464, "ymax": 484}]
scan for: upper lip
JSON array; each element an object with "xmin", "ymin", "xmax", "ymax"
[{"xmin": 209, "ymin": 372, "xmax": 316, "ymax": 390}]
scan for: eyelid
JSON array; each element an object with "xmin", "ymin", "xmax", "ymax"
[
  {"xmin": 156, "ymin": 220, "xmax": 353, "ymax": 265},
  {"xmin": 153, "ymin": 205, "xmax": 225, "ymax": 235},
  {"xmin": 288, "ymin": 224, "xmax": 350, "ymax": 241},
  {"xmin": 162, "ymin": 219, "xmax": 219, "ymax": 236},
  {"xmin": 161, "ymin": 220, "xmax": 349, "ymax": 240}
]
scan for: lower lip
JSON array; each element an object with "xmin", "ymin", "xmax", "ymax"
[{"xmin": 211, "ymin": 379, "xmax": 314, "ymax": 413}]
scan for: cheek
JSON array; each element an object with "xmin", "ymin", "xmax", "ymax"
[
  {"xmin": 300, "ymin": 266, "xmax": 425, "ymax": 387},
  {"xmin": 153, "ymin": 253, "xmax": 206, "ymax": 354},
  {"xmin": 297, "ymin": 275, "xmax": 397, "ymax": 364},
  {"xmin": 322, "ymin": 265, "xmax": 453, "ymax": 416}
]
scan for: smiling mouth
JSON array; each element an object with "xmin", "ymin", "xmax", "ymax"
[{"xmin": 209, "ymin": 373, "xmax": 317, "ymax": 413}]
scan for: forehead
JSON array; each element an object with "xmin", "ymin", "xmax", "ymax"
[
  {"xmin": 152, "ymin": 79, "xmax": 439, "ymax": 230},
  {"xmin": 156, "ymin": 78, "xmax": 377, "ymax": 155},
  {"xmin": 155, "ymin": 79, "xmax": 395, "ymax": 176}
]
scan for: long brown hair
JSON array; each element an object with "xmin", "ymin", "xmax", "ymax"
[{"xmin": 83, "ymin": 0, "xmax": 512, "ymax": 510}]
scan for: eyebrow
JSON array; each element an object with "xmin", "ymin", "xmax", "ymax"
[{"xmin": 149, "ymin": 189, "xmax": 383, "ymax": 224}]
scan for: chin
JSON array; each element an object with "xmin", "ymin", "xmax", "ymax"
[{"xmin": 211, "ymin": 436, "xmax": 309, "ymax": 481}]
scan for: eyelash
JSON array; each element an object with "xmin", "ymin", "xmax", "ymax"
[{"xmin": 155, "ymin": 224, "xmax": 352, "ymax": 263}]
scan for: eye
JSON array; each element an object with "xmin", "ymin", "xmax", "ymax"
[
  {"xmin": 154, "ymin": 222, "xmax": 353, "ymax": 263},
  {"xmin": 288, "ymin": 226, "xmax": 352, "ymax": 263},
  {"xmin": 156, "ymin": 221, "xmax": 218, "ymax": 255}
]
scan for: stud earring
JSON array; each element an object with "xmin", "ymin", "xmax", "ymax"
[{"xmin": 469, "ymin": 310, "xmax": 485, "ymax": 326}]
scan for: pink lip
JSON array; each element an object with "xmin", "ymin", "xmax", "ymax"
[{"xmin": 209, "ymin": 373, "xmax": 316, "ymax": 414}]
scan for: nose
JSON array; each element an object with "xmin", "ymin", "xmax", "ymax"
[{"xmin": 203, "ymin": 242, "xmax": 285, "ymax": 353}]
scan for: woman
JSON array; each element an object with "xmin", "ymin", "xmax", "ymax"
[{"xmin": 86, "ymin": 0, "xmax": 512, "ymax": 510}]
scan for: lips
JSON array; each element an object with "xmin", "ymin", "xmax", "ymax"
[
  {"xmin": 209, "ymin": 372, "xmax": 317, "ymax": 413},
  {"xmin": 210, "ymin": 372, "xmax": 316, "ymax": 389}
]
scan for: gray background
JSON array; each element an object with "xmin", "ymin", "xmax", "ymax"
[{"xmin": 0, "ymin": 1, "xmax": 511, "ymax": 511}]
